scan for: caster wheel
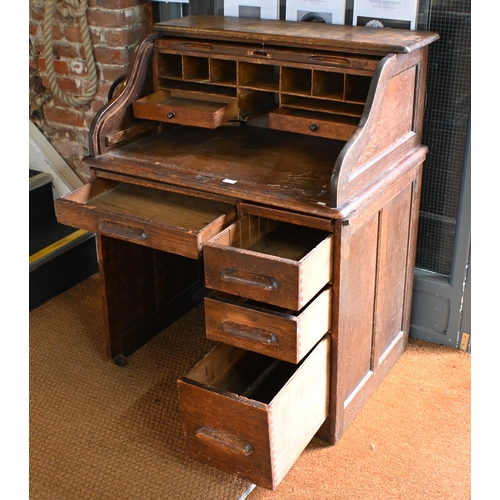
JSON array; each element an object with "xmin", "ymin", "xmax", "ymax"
[{"xmin": 113, "ymin": 355, "xmax": 128, "ymax": 367}]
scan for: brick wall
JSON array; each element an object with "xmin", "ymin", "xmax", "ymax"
[{"xmin": 29, "ymin": 0, "xmax": 152, "ymax": 181}]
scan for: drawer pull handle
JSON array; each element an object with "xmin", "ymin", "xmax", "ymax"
[
  {"xmin": 220, "ymin": 268, "xmax": 280, "ymax": 291},
  {"xmin": 167, "ymin": 112, "xmax": 176, "ymax": 119},
  {"xmin": 251, "ymin": 49, "xmax": 270, "ymax": 58},
  {"xmin": 195, "ymin": 427, "xmax": 253, "ymax": 456},
  {"xmin": 180, "ymin": 42, "xmax": 214, "ymax": 51},
  {"xmin": 309, "ymin": 55, "xmax": 349, "ymax": 66},
  {"xmin": 310, "ymin": 124, "xmax": 318, "ymax": 132},
  {"xmin": 221, "ymin": 321, "xmax": 279, "ymax": 345},
  {"xmin": 98, "ymin": 220, "xmax": 147, "ymax": 241}
]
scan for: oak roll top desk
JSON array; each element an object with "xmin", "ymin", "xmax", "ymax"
[{"xmin": 55, "ymin": 16, "xmax": 438, "ymax": 490}]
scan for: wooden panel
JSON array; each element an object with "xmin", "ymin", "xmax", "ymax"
[
  {"xmin": 204, "ymin": 287, "xmax": 331, "ymax": 363},
  {"xmin": 269, "ymin": 335, "xmax": 330, "ymax": 486},
  {"xmin": 338, "ymin": 214, "xmax": 378, "ymax": 405},
  {"xmin": 353, "ymin": 66, "xmax": 416, "ymax": 170},
  {"xmin": 372, "ymin": 184, "xmax": 412, "ymax": 365},
  {"xmin": 177, "ymin": 336, "xmax": 329, "ymax": 489}
]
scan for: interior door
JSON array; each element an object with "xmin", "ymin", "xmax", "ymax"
[
  {"xmin": 410, "ymin": 128, "xmax": 470, "ymax": 352},
  {"xmin": 409, "ymin": 2, "xmax": 470, "ymax": 352}
]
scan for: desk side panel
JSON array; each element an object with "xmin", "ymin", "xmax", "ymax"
[
  {"xmin": 89, "ymin": 33, "xmax": 159, "ymax": 157},
  {"xmin": 331, "ymin": 47, "xmax": 429, "ymax": 207},
  {"xmin": 325, "ymin": 161, "xmax": 422, "ymax": 443}
]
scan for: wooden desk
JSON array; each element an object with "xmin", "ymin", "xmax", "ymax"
[{"xmin": 56, "ymin": 16, "xmax": 438, "ymax": 490}]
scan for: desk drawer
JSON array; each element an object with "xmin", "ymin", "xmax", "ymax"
[
  {"xmin": 133, "ymin": 89, "xmax": 237, "ymax": 129},
  {"xmin": 204, "ymin": 216, "xmax": 333, "ymax": 310},
  {"xmin": 269, "ymin": 107, "xmax": 357, "ymax": 141},
  {"xmin": 54, "ymin": 178, "xmax": 236, "ymax": 259},
  {"xmin": 204, "ymin": 287, "xmax": 331, "ymax": 363},
  {"xmin": 177, "ymin": 335, "xmax": 330, "ymax": 490}
]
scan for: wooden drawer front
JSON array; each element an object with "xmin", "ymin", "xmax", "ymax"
[
  {"xmin": 154, "ymin": 39, "xmax": 379, "ymax": 72},
  {"xmin": 204, "ymin": 216, "xmax": 333, "ymax": 310},
  {"xmin": 269, "ymin": 108, "xmax": 357, "ymax": 141},
  {"xmin": 177, "ymin": 336, "xmax": 330, "ymax": 490},
  {"xmin": 204, "ymin": 287, "xmax": 331, "ymax": 363},
  {"xmin": 54, "ymin": 178, "xmax": 236, "ymax": 259},
  {"xmin": 133, "ymin": 90, "xmax": 237, "ymax": 128}
]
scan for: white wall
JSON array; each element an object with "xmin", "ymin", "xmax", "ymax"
[{"xmin": 29, "ymin": 120, "xmax": 83, "ymax": 199}]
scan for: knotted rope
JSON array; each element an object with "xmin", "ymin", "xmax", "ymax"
[{"xmin": 42, "ymin": 0, "xmax": 97, "ymax": 106}]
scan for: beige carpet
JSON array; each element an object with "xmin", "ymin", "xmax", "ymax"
[{"xmin": 30, "ymin": 274, "xmax": 470, "ymax": 499}]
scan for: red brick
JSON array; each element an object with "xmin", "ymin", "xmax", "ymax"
[
  {"xmin": 55, "ymin": 44, "xmax": 82, "ymax": 60},
  {"xmin": 93, "ymin": 79, "xmax": 113, "ymax": 99},
  {"xmin": 32, "ymin": 41, "xmax": 45, "ymax": 56},
  {"xmin": 52, "ymin": 126, "xmax": 78, "ymax": 143},
  {"xmin": 49, "ymin": 24, "xmax": 64, "ymax": 41},
  {"xmin": 70, "ymin": 60, "xmax": 90, "ymax": 77},
  {"xmin": 45, "ymin": 107, "xmax": 86, "ymax": 127},
  {"xmin": 87, "ymin": 10, "xmax": 131, "ymax": 29},
  {"xmin": 52, "ymin": 92, "xmax": 89, "ymax": 108},
  {"xmin": 103, "ymin": 24, "xmax": 148, "ymax": 47},
  {"xmin": 88, "ymin": 96, "xmax": 108, "ymax": 116},
  {"xmin": 29, "ymin": 56, "xmax": 39, "ymax": 71},
  {"xmin": 59, "ymin": 77, "xmax": 82, "ymax": 94},
  {"xmin": 99, "ymin": 64, "xmax": 129, "ymax": 84},
  {"xmin": 102, "ymin": 29, "xmax": 128, "ymax": 48},
  {"xmin": 42, "ymin": 73, "xmax": 83, "ymax": 95},
  {"xmin": 38, "ymin": 58, "xmax": 70, "ymax": 75},
  {"xmin": 64, "ymin": 26, "xmax": 83, "ymax": 43},
  {"xmin": 30, "ymin": 7, "xmax": 44, "ymax": 22},
  {"xmin": 96, "ymin": 0, "xmax": 147, "ymax": 8},
  {"xmin": 51, "ymin": 138, "xmax": 88, "ymax": 162},
  {"xmin": 93, "ymin": 46, "xmax": 130, "ymax": 66}
]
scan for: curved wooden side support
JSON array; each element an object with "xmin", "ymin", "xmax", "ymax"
[
  {"xmin": 89, "ymin": 33, "xmax": 160, "ymax": 157},
  {"xmin": 330, "ymin": 46, "xmax": 429, "ymax": 208}
]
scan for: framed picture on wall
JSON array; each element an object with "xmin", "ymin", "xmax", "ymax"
[
  {"xmin": 352, "ymin": 0, "xmax": 419, "ymax": 30},
  {"xmin": 285, "ymin": 0, "xmax": 346, "ymax": 24},
  {"xmin": 224, "ymin": 0, "xmax": 280, "ymax": 20}
]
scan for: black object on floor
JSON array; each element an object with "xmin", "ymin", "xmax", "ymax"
[{"xmin": 29, "ymin": 169, "xmax": 98, "ymax": 311}]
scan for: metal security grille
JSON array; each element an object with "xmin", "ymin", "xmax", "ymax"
[{"xmin": 416, "ymin": 0, "xmax": 471, "ymax": 276}]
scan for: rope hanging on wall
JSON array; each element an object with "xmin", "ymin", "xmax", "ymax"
[{"xmin": 42, "ymin": 0, "xmax": 98, "ymax": 107}]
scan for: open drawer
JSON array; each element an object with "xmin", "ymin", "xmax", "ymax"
[
  {"xmin": 204, "ymin": 287, "xmax": 331, "ymax": 363},
  {"xmin": 177, "ymin": 335, "xmax": 330, "ymax": 490},
  {"xmin": 54, "ymin": 178, "xmax": 236, "ymax": 259},
  {"xmin": 269, "ymin": 107, "xmax": 358, "ymax": 141},
  {"xmin": 203, "ymin": 216, "xmax": 333, "ymax": 310},
  {"xmin": 132, "ymin": 89, "xmax": 238, "ymax": 128}
]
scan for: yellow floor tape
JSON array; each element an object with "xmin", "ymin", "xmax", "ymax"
[{"xmin": 29, "ymin": 229, "xmax": 89, "ymax": 266}]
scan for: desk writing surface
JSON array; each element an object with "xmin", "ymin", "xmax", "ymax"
[{"xmin": 86, "ymin": 125, "xmax": 346, "ymax": 217}]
